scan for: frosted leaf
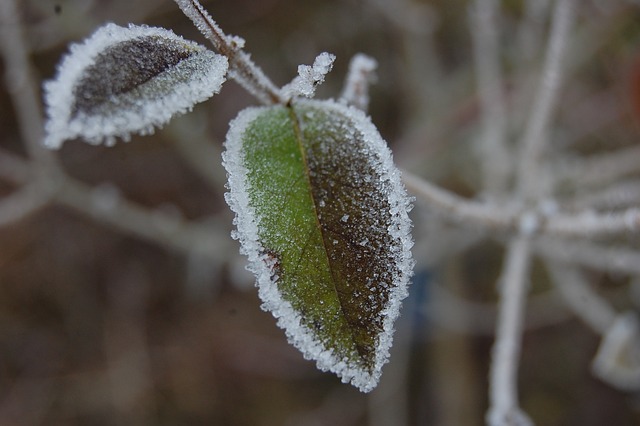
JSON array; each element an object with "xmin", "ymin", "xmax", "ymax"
[
  {"xmin": 43, "ymin": 23, "xmax": 228, "ymax": 149},
  {"xmin": 282, "ymin": 52, "xmax": 336, "ymax": 100},
  {"xmin": 222, "ymin": 99, "xmax": 414, "ymax": 392}
]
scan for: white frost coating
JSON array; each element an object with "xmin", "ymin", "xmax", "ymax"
[
  {"xmin": 340, "ymin": 53, "xmax": 377, "ymax": 111},
  {"xmin": 222, "ymin": 99, "xmax": 414, "ymax": 392},
  {"xmin": 282, "ymin": 52, "xmax": 336, "ymax": 100},
  {"xmin": 43, "ymin": 23, "xmax": 228, "ymax": 149}
]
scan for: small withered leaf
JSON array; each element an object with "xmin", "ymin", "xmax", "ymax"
[
  {"xmin": 44, "ymin": 23, "xmax": 228, "ymax": 149},
  {"xmin": 223, "ymin": 99, "xmax": 414, "ymax": 392}
]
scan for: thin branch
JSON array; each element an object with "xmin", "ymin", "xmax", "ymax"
[
  {"xmin": 402, "ymin": 170, "xmax": 517, "ymax": 230},
  {"xmin": 545, "ymin": 261, "xmax": 616, "ymax": 335},
  {"xmin": 0, "ymin": 184, "xmax": 53, "ymax": 226},
  {"xmin": 172, "ymin": 0, "xmax": 284, "ymax": 104},
  {"xmin": 470, "ymin": 0, "xmax": 510, "ymax": 193},
  {"xmin": 517, "ymin": 0, "xmax": 576, "ymax": 199},
  {"xmin": 553, "ymin": 145, "xmax": 640, "ymax": 189},
  {"xmin": 0, "ymin": 0, "xmax": 56, "ymax": 168},
  {"xmin": 487, "ymin": 237, "xmax": 533, "ymax": 426},
  {"xmin": 536, "ymin": 238, "xmax": 640, "ymax": 276},
  {"xmin": 56, "ymin": 177, "xmax": 231, "ymax": 260},
  {"xmin": 340, "ymin": 54, "xmax": 378, "ymax": 112}
]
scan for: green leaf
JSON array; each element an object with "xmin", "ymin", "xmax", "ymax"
[{"xmin": 223, "ymin": 99, "xmax": 413, "ymax": 392}]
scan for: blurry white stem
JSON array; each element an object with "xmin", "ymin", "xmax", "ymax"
[
  {"xmin": 340, "ymin": 53, "xmax": 378, "ymax": 112},
  {"xmin": 173, "ymin": 0, "xmax": 284, "ymax": 104},
  {"xmin": 517, "ymin": 0, "xmax": 575, "ymax": 198},
  {"xmin": 546, "ymin": 262, "xmax": 616, "ymax": 334},
  {"xmin": 487, "ymin": 237, "xmax": 533, "ymax": 426},
  {"xmin": 0, "ymin": 0, "xmax": 56, "ymax": 167},
  {"xmin": 470, "ymin": 0, "xmax": 510, "ymax": 193}
]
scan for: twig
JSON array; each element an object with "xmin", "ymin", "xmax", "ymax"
[
  {"xmin": 536, "ymin": 237, "xmax": 640, "ymax": 276},
  {"xmin": 402, "ymin": 170, "xmax": 517, "ymax": 230},
  {"xmin": 56, "ymin": 177, "xmax": 230, "ymax": 260},
  {"xmin": 404, "ymin": 170, "xmax": 640, "ymax": 239},
  {"xmin": 340, "ymin": 54, "xmax": 378, "ymax": 112},
  {"xmin": 0, "ymin": 0, "xmax": 56, "ymax": 168},
  {"xmin": 545, "ymin": 261, "xmax": 616, "ymax": 335},
  {"xmin": 553, "ymin": 145, "xmax": 640, "ymax": 189},
  {"xmin": 172, "ymin": 0, "xmax": 284, "ymax": 104},
  {"xmin": 517, "ymin": 0, "xmax": 576, "ymax": 199},
  {"xmin": 470, "ymin": 0, "xmax": 510, "ymax": 194},
  {"xmin": 487, "ymin": 237, "xmax": 533, "ymax": 426},
  {"xmin": 0, "ymin": 183, "xmax": 54, "ymax": 226}
]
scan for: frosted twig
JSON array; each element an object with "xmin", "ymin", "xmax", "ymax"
[
  {"xmin": 470, "ymin": 0, "xmax": 510, "ymax": 193},
  {"xmin": 404, "ymin": 170, "xmax": 640, "ymax": 238},
  {"xmin": 487, "ymin": 237, "xmax": 533, "ymax": 426},
  {"xmin": 535, "ymin": 238, "xmax": 640, "ymax": 276},
  {"xmin": 0, "ymin": 184, "xmax": 54, "ymax": 226},
  {"xmin": 340, "ymin": 54, "xmax": 378, "ymax": 112},
  {"xmin": 0, "ymin": 0, "xmax": 56, "ymax": 167},
  {"xmin": 553, "ymin": 145, "xmax": 640, "ymax": 189},
  {"xmin": 545, "ymin": 261, "xmax": 616, "ymax": 335},
  {"xmin": 402, "ymin": 170, "xmax": 517, "ymax": 230},
  {"xmin": 282, "ymin": 52, "xmax": 336, "ymax": 100},
  {"xmin": 591, "ymin": 313, "xmax": 640, "ymax": 391},
  {"xmin": 172, "ymin": 0, "xmax": 284, "ymax": 104},
  {"xmin": 565, "ymin": 179, "xmax": 640, "ymax": 211},
  {"xmin": 517, "ymin": 0, "xmax": 575, "ymax": 198},
  {"xmin": 543, "ymin": 207, "xmax": 640, "ymax": 237},
  {"xmin": 57, "ymin": 177, "xmax": 230, "ymax": 259}
]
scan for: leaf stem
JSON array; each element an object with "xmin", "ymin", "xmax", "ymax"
[{"xmin": 173, "ymin": 0, "xmax": 285, "ymax": 105}]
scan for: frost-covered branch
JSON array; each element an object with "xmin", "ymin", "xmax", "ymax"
[
  {"xmin": 487, "ymin": 237, "xmax": 533, "ymax": 426},
  {"xmin": 0, "ymin": 0, "xmax": 56, "ymax": 167},
  {"xmin": 535, "ymin": 238, "xmax": 640, "ymax": 276},
  {"xmin": 172, "ymin": 0, "xmax": 284, "ymax": 104},
  {"xmin": 545, "ymin": 262, "xmax": 616, "ymax": 335},
  {"xmin": 517, "ymin": 0, "xmax": 575, "ymax": 198},
  {"xmin": 470, "ymin": 0, "xmax": 510, "ymax": 194},
  {"xmin": 340, "ymin": 54, "xmax": 378, "ymax": 112}
]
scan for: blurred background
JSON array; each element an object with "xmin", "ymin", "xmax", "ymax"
[{"xmin": 2, "ymin": 0, "xmax": 640, "ymax": 425}]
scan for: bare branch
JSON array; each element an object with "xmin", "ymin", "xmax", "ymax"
[
  {"xmin": 470, "ymin": 0, "xmax": 510, "ymax": 193},
  {"xmin": 517, "ymin": 0, "xmax": 576, "ymax": 199},
  {"xmin": 340, "ymin": 54, "xmax": 378, "ymax": 112},
  {"xmin": 487, "ymin": 237, "xmax": 533, "ymax": 426},
  {"xmin": 545, "ymin": 261, "xmax": 616, "ymax": 335},
  {"xmin": 0, "ymin": 0, "xmax": 56, "ymax": 167}
]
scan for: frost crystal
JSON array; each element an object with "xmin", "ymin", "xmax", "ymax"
[
  {"xmin": 282, "ymin": 52, "xmax": 336, "ymax": 99},
  {"xmin": 43, "ymin": 23, "xmax": 228, "ymax": 149}
]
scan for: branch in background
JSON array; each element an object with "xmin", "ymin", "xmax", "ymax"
[
  {"xmin": 470, "ymin": 0, "xmax": 510, "ymax": 194},
  {"xmin": 564, "ymin": 179, "xmax": 640, "ymax": 212},
  {"xmin": 517, "ymin": 0, "xmax": 576, "ymax": 199},
  {"xmin": 536, "ymin": 238, "xmax": 640, "ymax": 276},
  {"xmin": 487, "ymin": 237, "xmax": 533, "ymax": 426},
  {"xmin": 553, "ymin": 145, "xmax": 640, "ymax": 189},
  {"xmin": 545, "ymin": 261, "xmax": 616, "ymax": 335},
  {"xmin": 0, "ymin": 0, "xmax": 56, "ymax": 168}
]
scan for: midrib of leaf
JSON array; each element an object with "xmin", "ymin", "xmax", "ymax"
[{"xmin": 286, "ymin": 105, "xmax": 369, "ymax": 363}]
